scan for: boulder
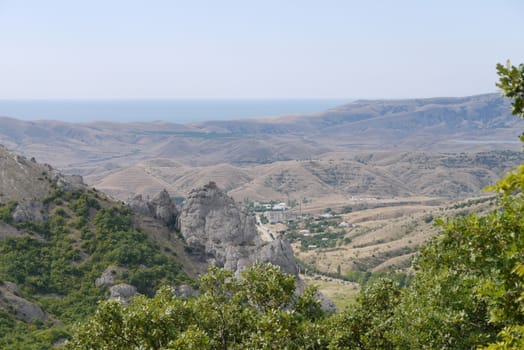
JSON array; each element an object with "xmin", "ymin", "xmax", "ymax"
[
  {"xmin": 173, "ymin": 285, "xmax": 198, "ymax": 298},
  {"xmin": 109, "ymin": 283, "xmax": 138, "ymax": 302},
  {"xmin": 0, "ymin": 281, "xmax": 46, "ymax": 322},
  {"xmin": 52, "ymin": 172, "xmax": 85, "ymax": 191},
  {"xmin": 255, "ymin": 238, "xmax": 298, "ymax": 276},
  {"xmin": 2, "ymin": 281, "xmax": 21, "ymax": 295},
  {"xmin": 95, "ymin": 265, "xmax": 127, "ymax": 288},
  {"xmin": 12, "ymin": 201, "xmax": 46, "ymax": 223},
  {"xmin": 127, "ymin": 194, "xmax": 152, "ymax": 216}
]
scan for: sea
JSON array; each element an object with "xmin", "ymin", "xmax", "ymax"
[{"xmin": 0, "ymin": 99, "xmax": 351, "ymax": 124}]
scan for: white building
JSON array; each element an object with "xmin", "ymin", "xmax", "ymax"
[{"xmin": 272, "ymin": 202, "xmax": 288, "ymax": 211}]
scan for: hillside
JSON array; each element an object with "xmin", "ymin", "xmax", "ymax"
[
  {"xmin": 0, "ymin": 145, "xmax": 310, "ymax": 348},
  {"xmin": 287, "ymin": 195, "xmax": 496, "ymax": 276},
  {"xmin": 0, "ymin": 94, "xmax": 522, "ymax": 177},
  {"xmin": 0, "ymin": 146, "xmax": 204, "ymax": 347},
  {"xmin": 85, "ymin": 150, "xmax": 524, "ymax": 202}
]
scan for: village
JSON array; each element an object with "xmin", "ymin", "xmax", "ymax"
[{"xmin": 252, "ymin": 200, "xmax": 356, "ymax": 251}]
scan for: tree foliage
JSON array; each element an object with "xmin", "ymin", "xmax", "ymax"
[
  {"xmin": 66, "ymin": 263, "xmax": 325, "ymax": 350},
  {"xmin": 496, "ymin": 60, "xmax": 524, "ymax": 120},
  {"xmin": 0, "ymin": 188, "xmax": 189, "ymax": 347}
]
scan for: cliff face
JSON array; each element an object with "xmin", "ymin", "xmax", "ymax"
[
  {"xmin": 128, "ymin": 189, "xmax": 180, "ymax": 228},
  {"xmin": 179, "ymin": 182, "xmax": 298, "ymax": 276}
]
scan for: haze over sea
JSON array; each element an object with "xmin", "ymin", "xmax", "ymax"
[{"xmin": 0, "ymin": 99, "xmax": 350, "ymax": 124}]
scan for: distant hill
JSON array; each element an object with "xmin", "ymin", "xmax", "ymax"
[
  {"xmin": 0, "ymin": 94, "xmax": 521, "ymax": 174},
  {"xmin": 1, "ymin": 93, "xmax": 522, "ymax": 203},
  {"xmin": 85, "ymin": 150, "xmax": 524, "ymax": 202}
]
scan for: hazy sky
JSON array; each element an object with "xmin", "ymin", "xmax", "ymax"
[{"xmin": 1, "ymin": 0, "xmax": 523, "ymax": 99}]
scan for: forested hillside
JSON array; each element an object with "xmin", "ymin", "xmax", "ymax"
[{"xmin": 0, "ymin": 153, "xmax": 194, "ymax": 348}]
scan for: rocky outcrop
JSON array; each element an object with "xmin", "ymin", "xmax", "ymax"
[
  {"xmin": 128, "ymin": 189, "xmax": 179, "ymax": 228},
  {"xmin": 0, "ymin": 222, "xmax": 23, "ymax": 239},
  {"xmin": 179, "ymin": 182, "xmax": 298, "ymax": 276},
  {"xmin": 150, "ymin": 190, "xmax": 179, "ymax": 227},
  {"xmin": 127, "ymin": 194, "xmax": 151, "ymax": 216},
  {"xmin": 295, "ymin": 280, "xmax": 338, "ymax": 312},
  {"xmin": 12, "ymin": 201, "xmax": 46, "ymax": 223},
  {"xmin": 173, "ymin": 285, "xmax": 198, "ymax": 298},
  {"xmin": 0, "ymin": 281, "xmax": 47, "ymax": 322},
  {"xmin": 95, "ymin": 265, "xmax": 127, "ymax": 288},
  {"xmin": 52, "ymin": 173, "xmax": 85, "ymax": 192},
  {"xmin": 109, "ymin": 283, "xmax": 138, "ymax": 302},
  {"xmin": 256, "ymin": 239, "xmax": 298, "ymax": 276},
  {"xmin": 0, "ymin": 145, "xmax": 86, "ymax": 206}
]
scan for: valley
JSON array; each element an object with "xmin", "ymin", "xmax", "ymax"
[
  {"xmin": 258, "ymin": 195, "xmax": 495, "ymax": 276},
  {"xmin": 0, "ymin": 92, "xmax": 523, "ymax": 346}
]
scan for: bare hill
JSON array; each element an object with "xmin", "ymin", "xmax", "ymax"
[
  {"xmin": 291, "ymin": 195, "xmax": 497, "ymax": 275},
  {"xmin": 86, "ymin": 150, "xmax": 524, "ymax": 202},
  {"xmin": 0, "ymin": 94, "xmax": 521, "ymax": 176},
  {"xmin": 1, "ymin": 93, "xmax": 522, "ymax": 204}
]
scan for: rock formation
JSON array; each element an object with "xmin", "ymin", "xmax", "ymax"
[
  {"xmin": 109, "ymin": 283, "xmax": 138, "ymax": 302},
  {"xmin": 95, "ymin": 265, "xmax": 127, "ymax": 288},
  {"xmin": 179, "ymin": 182, "xmax": 298, "ymax": 276},
  {"xmin": 0, "ymin": 144, "xmax": 85, "ymax": 204},
  {"xmin": 0, "ymin": 281, "xmax": 47, "ymax": 322},
  {"xmin": 127, "ymin": 189, "xmax": 179, "ymax": 228},
  {"xmin": 12, "ymin": 201, "xmax": 46, "ymax": 223},
  {"xmin": 173, "ymin": 285, "xmax": 198, "ymax": 298}
]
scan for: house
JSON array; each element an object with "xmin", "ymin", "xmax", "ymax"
[
  {"xmin": 267, "ymin": 210, "xmax": 297, "ymax": 224},
  {"xmin": 272, "ymin": 202, "xmax": 288, "ymax": 211}
]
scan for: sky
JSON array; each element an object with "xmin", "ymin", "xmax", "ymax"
[{"xmin": 0, "ymin": 0, "xmax": 523, "ymax": 100}]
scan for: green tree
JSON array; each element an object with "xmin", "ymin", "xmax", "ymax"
[
  {"xmin": 67, "ymin": 263, "xmax": 326, "ymax": 350},
  {"xmin": 496, "ymin": 60, "xmax": 524, "ymax": 120},
  {"xmin": 328, "ymin": 278, "xmax": 401, "ymax": 349},
  {"xmin": 480, "ymin": 60, "xmax": 524, "ymax": 349},
  {"xmin": 327, "ymin": 61, "xmax": 524, "ymax": 349}
]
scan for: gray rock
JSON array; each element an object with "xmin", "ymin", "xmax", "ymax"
[
  {"xmin": 174, "ymin": 285, "xmax": 198, "ymax": 298},
  {"xmin": 2, "ymin": 281, "xmax": 21, "ymax": 296},
  {"xmin": 95, "ymin": 266, "xmax": 126, "ymax": 288},
  {"xmin": 12, "ymin": 201, "xmax": 46, "ymax": 223},
  {"xmin": 109, "ymin": 283, "xmax": 138, "ymax": 302},
  {"xmin": 177, "ymin": 182, "xmax": 340, "ymax": 310},
  {"xmin": 51, "ymin": 172, "xmax": 85, "ymax": 191},
  {"xmin": 150, "ymin": 189, "xmax": 179, "ymax": 228},
  {"xmin": 0, "ymin": 222, "xmax": 23, "ymax": 240},
  {"xmin": 128, "ymin": 189, "xmax": 179, "ymax": 228},
  {"xmin": 127, "ymin": 194, "xmax": 152, "ymax": 216},
  {"xmin": 179, "ymin": 182, "xmax": 297, "ymax": 276},
  {"xmin": 255, "ymin": 238, "xmax": 298, "ymax": 276},
  {"xmin": 318, "ymin": 292, "xmax": 338, "ymax": 312},
  {"xmin": 0, "ymin": 282, "xmax": 46, "ymax": 322},
  {"xmin": 294, "ymin": 280, "xmax": 338, "ymax": 313}
]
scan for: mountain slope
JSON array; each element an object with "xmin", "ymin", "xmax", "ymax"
[
  {"xmin": 86, "ymin": 150, "xmax": 524, "ymax": 202},
  {"xmin": 0, "ymin": 94, "xmax": 522, "ymax": 176},
  {"xmin": 0, "ymin": 146, "xmax": 308, "ymax": 348},
  {"xmin": 0, "ymin": 147, "xmax": 197, "ymax": 348}
]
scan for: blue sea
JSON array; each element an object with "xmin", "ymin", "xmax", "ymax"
[{"xmin": 0, "ymin": 99, "xmax": 351, "ymax": 124}]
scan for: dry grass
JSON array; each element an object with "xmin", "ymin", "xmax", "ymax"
[
  {"xmin": 84, "ymin": 151, "xmax": 523, "ymax": 203},
  {"xmin": 301, "ymin": 274, "xmax": 360, "ymax": 310},
  {"xmin": 292, "ymin": 196, "xmax": 495, "ymax": 275}
]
